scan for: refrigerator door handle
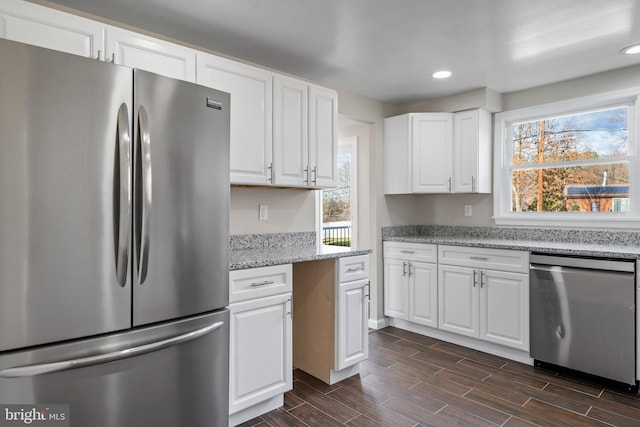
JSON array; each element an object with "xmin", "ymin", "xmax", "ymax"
[
  {"xmin": 137, "ymin": 105, "xmax": 152, "ymax": 285},
  {"xmin": 0, "ymin": 321, "xmax": 224, "ymax": 378},
  {"xmin": 115, "ymin": 103, "xmax": 132, "ymax": 287}
]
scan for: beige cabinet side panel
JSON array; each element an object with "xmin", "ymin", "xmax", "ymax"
[{"xmin": 292, "ymin": 259, "xmax": 335, "ymax": 383}]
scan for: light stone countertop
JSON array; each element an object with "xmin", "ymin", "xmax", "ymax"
[
  {"xmin": 382, "ymin": 225, "xmax": 640, "ymax": 259},
  {"xmin": 384, "ymin": 235, "xmax": 640, "ymax": 259},
  {"xmin": 230, "ymin": 244, "xmax": 372, "ymax": 271}
]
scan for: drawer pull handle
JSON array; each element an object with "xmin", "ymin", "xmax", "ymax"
[
  {"xmin": 470, "ymin": 256, "xmax": 488, "ymax": 261},
  {"xmin": 347, "ymin": 266, "xmax": 365, "ymax": 272},
  {"xmin": 251, "ymin": 280, "xmax": 275, "ymax": 287},
  {"xmin": 400, "ymin": 250, "xmax": 415, "ymax": 254}
]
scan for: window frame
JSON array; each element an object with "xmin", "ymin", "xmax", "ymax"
[
  {"xmin": 316, "ymin": 136, "xmax": 358, "ymax": 247},
  {"xmin": 493, "ymin": 88, "xmax": 640, "ymax": 228}
]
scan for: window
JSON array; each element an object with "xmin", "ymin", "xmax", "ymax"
[
  {"xmin": 494, "ymin": 90, "xmax": 639, "ymax": 228},
  {"xmin": 317, "ymin": 136, "xmax": 358, "ymax": 247}
]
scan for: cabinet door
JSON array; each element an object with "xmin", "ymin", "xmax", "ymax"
[
  {"xmin": 453, "ymin": 109, "xmax": 491, "ymax": 193},
  {"xmin": 479, "ymin": 270, "xmax": 529, "ymax": 350},
  {"xmin": 273, "ymin": 75, "xmax": 308, "ymax": 187},
  {"xmin": 438, "ymin": 265, "xmax": 478, "ymax": 337},
  {"xmin": 453, "ymin": 110, "xmax": 479, "ymax": 193},
  {"xmin": 336, "ymin": 279, "xmax": 369, "ymax": 370},
  {"xmin": 409, "ymin": 261, "xmax": 438, "ymax": 328},
  {"xmin": 197, "ymin": 53, "xmax": 273, "ymax": 185},
  {"xmin": 309, "ymin": 84, "xmax": 338, "ymax": 188},
  {"xmin": 411, "ymin": 113, "xmax": 452, "ymax": 193},
  {"xmin": 106, "ymin": 27, "xmax": 196, "ymax": 82},
  {"xmin": 383, "ymin": 258, "xmax": 408, "ymax": 319},
  {"xmin": 0, "ymin": 0, "xmax": 102, "ymax": 58},
  {"xmin": 229, "ymin": 293, "xmax": 292, "ymax": 415}
]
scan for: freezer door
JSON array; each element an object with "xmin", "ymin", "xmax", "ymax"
[
  {"xmin": 0, "ymin": 310, "xmax": 229, "ymax": 427},
  {"xmin": 0, "ymin": 39, "xmax": 133, "ymax": 352},
  {"xmin": 132, "ymin": 70, "xmax": 230, "ymax": 326}
]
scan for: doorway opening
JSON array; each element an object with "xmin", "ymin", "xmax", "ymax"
[{"xmin": 318, "ymin": 136, "xmax": 358, "ymax": 247}]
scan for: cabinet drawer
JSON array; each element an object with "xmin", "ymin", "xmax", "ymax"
[
  {"xmin": 230, "ymin": 264, "xmax": 292, "ymax": 303},
  {"xmin": 338, "ymin": 255, "xmax": 369, "ymax": 283},
  {"xmin": 383, "ymin": 241, "xmax": 437, "ymax": 263},
  {"xmin": 438, "ymin": 245, "xmax": 529, "ymax": 274}
]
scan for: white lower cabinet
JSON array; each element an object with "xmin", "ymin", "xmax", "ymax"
[
  {"xmin": 438, "ymin": 245, "xmax": 529, "ymax": 351},
  {"xmin": 229, "ymin": 294, "xmax": 292, "ymax": 422},
  {"xmin": 438, "ymin": 264, "xmax": 477, "ymax": 336},
  {"xmin": 383, "ymin": 242, "xmax": 438, "ymax": 328},
  {"xmin": 336, "ymin": 277, "xmax": 369, "ymax": 370},
  {"xmin": 229, "ymin": 264, "xmax": 292, "ymax": 427},
  {"xmin": 383, "ymin": 242, "xmax": 530, "ymax": 353}
]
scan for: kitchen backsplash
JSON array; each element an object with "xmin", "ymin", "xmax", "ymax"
[
  {"xmin": 382, "ymin": 225, "xmax": 640, "ymax": 246},
  {"xmin": 230, "ymin": 232, "xmax": 316, "ymax": 251}
]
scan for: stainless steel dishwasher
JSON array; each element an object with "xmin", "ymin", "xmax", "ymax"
[{"xmin": 530, "ymin": 253, "xmax": 637, "ymax": 392}]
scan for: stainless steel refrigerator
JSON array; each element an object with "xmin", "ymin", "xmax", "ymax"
[{"xmin": 0, "ymin": 38, "xmax": 231, "ymax": 426}]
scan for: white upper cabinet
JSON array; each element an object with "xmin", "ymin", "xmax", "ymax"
[
  {"xmin": 0, "ymin": 0, "xmax": 102, "ymax": 58},
  {"xmin": 273, "ymin": 75, "xmax": 337, "ymax": 189},
  {"xmin": 273, "ymin": 75, "xmax": 309, "ymax": 187},
  {"xmin": 412, "ymin": 113, "xmax": 453, "ymax": 193},
  {"xmin": 105, "ymin": 27, "xmax": 196, "ymax": 82},
  {"xmin": 309, "ymin": 84, "xmax": 338, "ymax": 188},
  {"xmin": 384, "ymin": 109, "xmax": 491, "ymax": 194},
  {"xmin": 453, "ymin": 109, "xmax": 491, "ymax": 193},
  {"xmin": 1, "ymin": 0, "xmax": 339, "ymax": 189},
  {"xmin": 197, "ymin": 53, "xmax": 273, "ymax": 185}
]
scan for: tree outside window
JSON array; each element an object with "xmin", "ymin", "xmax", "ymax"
[{"xmin": 510, "ymin": 106, "xmax": 630, "ymax": 213}]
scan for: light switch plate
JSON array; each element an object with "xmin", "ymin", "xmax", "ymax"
[{"xmin": 464, "ymin": 205, "xmax": 472, "ymax": 217}]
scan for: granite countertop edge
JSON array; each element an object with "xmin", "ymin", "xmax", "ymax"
[
  {"xmin": 230, "ymin": 245, "xmax": 372, "ymax": 271},
  {"xmin": 383, "ymin": 236, "xmax": 640, "ymax": 259}
]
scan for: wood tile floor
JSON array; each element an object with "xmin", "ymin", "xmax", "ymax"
[{"xmin": 239, "ymin": 326, "xmax": 640, "ymax": 426}]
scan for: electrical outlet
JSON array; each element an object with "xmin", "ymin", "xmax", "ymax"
[
  {"xmin": 464, "ymin": 205, "xmax": 473, "ymax": 217},
  {"xmin": 258, "ymin": 204, "xmax": 268, "ymax": 220}
]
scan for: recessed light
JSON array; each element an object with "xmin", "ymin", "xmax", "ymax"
[
  {"xmin": 620, "ymin": 43, "xmax": 640, "ymax": 55},
  {"xmin": 432, "ymin": 70, "xmax": 452, "ymax": 79}
]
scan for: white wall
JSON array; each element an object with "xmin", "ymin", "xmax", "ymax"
[
  {"xmin": 335, "ymin": 89, "xmax": 391, "ymax": 326},
  {"xmin": 503, "ymin": 63, "xmax": 640, "ymax": 111},
  {"xmin": 407, "ymin": 64, "xmax": 640, "ymax": 227},
  {"xmin": 229, "ymin": 187, "xmax": 316, "ymax": 235}
]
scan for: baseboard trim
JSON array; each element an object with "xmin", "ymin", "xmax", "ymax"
[
  {"xmin": 368, "ymin": 317, "xmax": 389, "ymax": 330},
  {"xmin": 385, "ymin": 318, "xmax": 533, "ymax": 365}
]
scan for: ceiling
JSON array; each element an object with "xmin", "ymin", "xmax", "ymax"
[{"xmin": 45, "ymin": 0, "xmax": 640, "ymax": 105}]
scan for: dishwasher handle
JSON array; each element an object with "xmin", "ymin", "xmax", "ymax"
[{"xmin": 529, "ymin": 254, "xmax": 635, "ymax": 273}]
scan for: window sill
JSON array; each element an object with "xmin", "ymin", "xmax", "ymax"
[{"xmin": 493, "ymin": 214, "xmax": 640, "ymax": 230}]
